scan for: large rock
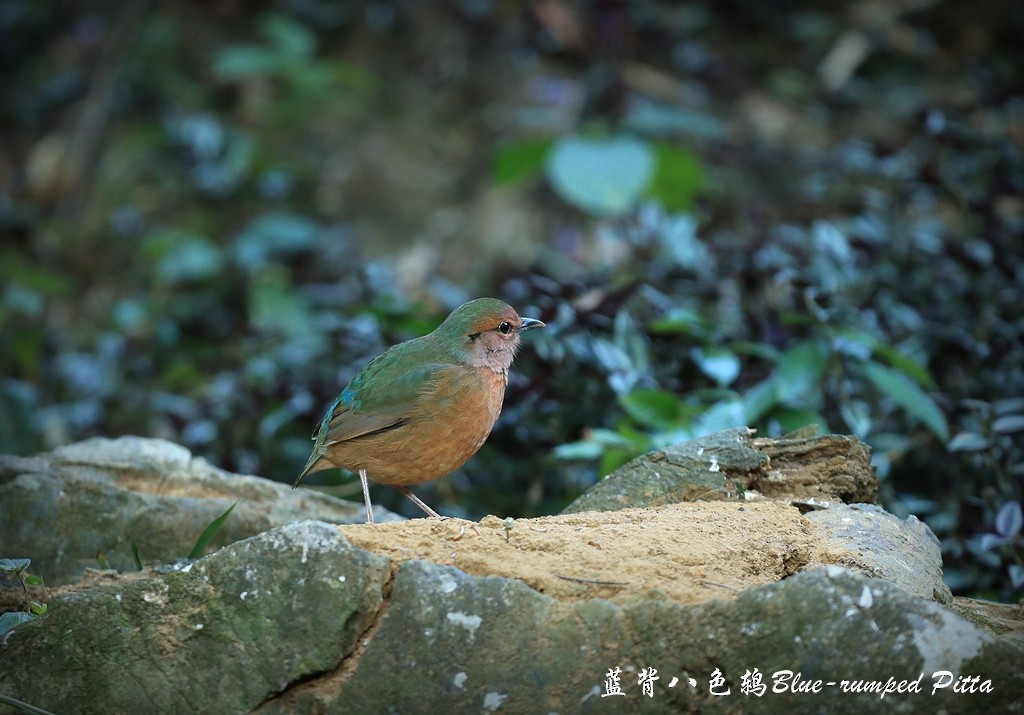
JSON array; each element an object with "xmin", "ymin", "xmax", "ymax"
[
  {"xmin": 0, "ymin": 436, "xmax": 397, "ymax": 586},
  {"xmin": 2, "ymin": 520, "xmax": 1020, "ymax": 714},
  {"xmin": 1, "ymin": 522, "xmax": 389, "ymax": 714},
  {"xmin": 1, "ymin": 433, "xmax": 1020, "ymax": 713},
  {"xmin": 564, "ymin": 428, "xmax": 876, "ymax": 514}
]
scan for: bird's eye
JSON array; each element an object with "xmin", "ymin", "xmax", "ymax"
[{"xmin": 498, "ymin": 321, "xmax": 512, "ymax": 334}]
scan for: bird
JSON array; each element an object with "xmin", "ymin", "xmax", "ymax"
[{"xmin": 294, "ymin": 297, "xmax": 545, "ymax": 523}]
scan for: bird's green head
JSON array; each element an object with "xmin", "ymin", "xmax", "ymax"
[{"xmin": 434, "ymin": 297, "xmax": 544, "ymax": 371}]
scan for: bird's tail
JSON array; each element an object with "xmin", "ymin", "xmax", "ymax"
[{"xmin": 293, "ymin": 450, "xmax": 326, "ymax": 488}]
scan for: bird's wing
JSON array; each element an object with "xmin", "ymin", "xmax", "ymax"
[
  {"xmin": 320, "ymin": 351, "xmax": 455, "ymax": 444},
  {"xmin": 296, "ymin": 337, "xmax": 459, "ymax": 483}
]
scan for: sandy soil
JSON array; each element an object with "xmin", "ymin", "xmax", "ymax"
[{"xmin": 338, "ymin": 501, "xmax": 824, "ymax": 604}]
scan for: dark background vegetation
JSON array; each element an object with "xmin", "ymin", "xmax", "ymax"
[{"xmin": 1, "ymin": 0, "xmax": 1021, "ymax": 600}]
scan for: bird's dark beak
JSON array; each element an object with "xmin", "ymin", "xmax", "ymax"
[{"xmin": 519, "ymin": 317, "xmax": 545, "ymax": 332}]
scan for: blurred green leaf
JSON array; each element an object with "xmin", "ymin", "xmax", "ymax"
[
  {"xmin": 770, "ymin": 408, "xmax": 828, "ymax": 435},
  {"xmin": 0, "ymin": 558, "xmax": 30, "ymax": 573},
  {"xmin": 0, "ymin": 612, "xmax": 34, "ymax": 635},
  {"xmin": 648, "ymin": 306, "xmax": 712, "ymax": 338},
  {"xmin": 740, "ymin": 378, "xmax": 779, "ymax": 425},
  {"xmin": 730, "ymin": 341, "xmax": 781, "ymax": 362},
  {"xmin": 0, "ymin": 251, "xmax": 73, "ymax": 296},
  {"xmin": 691, "ymin": 346, "xmax": 740, "ymax": 387},
  {"xmin": 993, "ymin": 398, "xmax": 1024, "ymax": 416},
  {"xmin": 839, "ymin": 399, "xmax": 872, "ymax": 438},
  {"xmin": 947, "ymin": 432, "xmax": 990, "ymax": 452},
  {"xmin": 215, "ymin": 15, "xmax": 315, "ymax": 81},
  {"xmin": 774, "ymin": 339, "xmax": 829, "ymax": 406},
  {"xmin": 545, "ymin": 134, "xmax": 654, "ymax": 217},
  {"xmin": 871, "ymin": 343, "xmax": 937, "ymax": 390},
  {"xmin": 992, "ymin": 415, "xmax": 1024, "ymax": 434},
  {"xmin": 153, "ymin": 236, "xmax": 223, "ymax": 284},
  {"xmin": 258, "ymin": 14, "xmax": 315, "ymax": 59},
  {"xmin": 493, "ymin": 137, "xmax": 553, "ymax": 186},
  {"xmin": 646, "ymin": 142, "xmax": 704, "ymax": 211},
  {"xmin": 130, "ymin": 537, "xmax": 143, "ymax": 571},
  {"xmin": 553, "ymin": 440, "xmax": 605, "ymax": 460},
  {"xmin": 214, "ymin": 46, "xmax": 279, "ymax": 79},
  {"xmin": 160, "ymin": 358, "xmax": 206, "ymax": 391},
  {"xmin": 587, "ymin": 427, "xmax": 640, "ymax": 449},
  {"xmin": 619, "ymin": 388, "xmax": 685, "ymax": 428},
  {"xmin": 994, "ymin": 501, "xmax": 1022, "ymax": 538},
  {"xmin": 188, "ymin": 501, "xmax": 237, "ymax": 560},
  {"xmin": 234, "ymin": 213, "xmax": 319, "ymax": 270},
  {"xmin": 863, "ymin": 361, "xmax": 949, "ymax": 442},
  {"xmin": 248, "ymin": 264, "xmax": 312, "ymax": 335},
  {"xmin": 694, "ymin": 398, "xmax": 747, "ymax": 435},
  {"xmin": 600, "ymin": 448, "xmax": 638, "ymax": 476}
]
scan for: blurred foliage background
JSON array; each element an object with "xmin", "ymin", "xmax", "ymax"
[{"xmin": 1, "ymin": 0, "xmax": 1022, "ymax": 600}]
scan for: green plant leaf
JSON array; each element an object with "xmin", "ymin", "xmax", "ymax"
[
  {"xmin": 130, "ymin": 537, "xmax": 143, "ymax": 571},
  {"xmin": 774, "ymin": 339, "xmax": 829, "ymax": 406},
  {"xmin": 145, "ymin": 230, "xmax": 223, "ymax": 285},
  {"xmin": 493, "ymin": 138, "xmax": 553, "ymax": 185},
  {"xmin": 947, "ymin": 432, "xmax": 990, "ymax": 452},
  {"xmin": 600, "ymin": 448, "xmax": 638, "ymax": 476},
  {"xmin": 993, "ymin": 414, "xmax": 1024, "ymax": 434},
  {"xmin": 863, "ymin": 361, "xmax": 949, "ymax": 442},
  {"xmin": 740, "ymin": 378, "xmax": 779, "ymax": 424},
  {"xmin": 234, "ymin": 213, "xmax": 319, "ymax": 270},
  {"xmin": 691, "ymin": 347, "xmax": 740, "ymax": 387},
  {"xmin": 552, "ymin": 440, "xmax": 605, "ymax": 460},
  {"xmin": 871, "ymin": 343, "xmax": 936, "ymax": 390},
  {"xmin": 619, "ymin": 388, "xmax": 685, "ymax": 428},
  {"xmin": 994, "ymin": 501, "xmax": 1022, "ymax": 539},
  {"xmin": 24, "ymin": 574, "xmax": 44, "ymax": 587},
  {"xmin": 188, "ymin": 501, "xmax": 238, "ymax": 560},
  {"xmin": 694, "ymin": 398, "xmax": 747, "ymax": 435},
  {"xmin": 839, "ymin": 399, "xmax": 872, "ymax": 438},
  {"xmin": 994, "ymin": 397, "xmax": 1024, "ymax": 415},
  {"xmin": 258, "ymin": 14, "xmax": 315, "ymax": 59},
  {"xmin": 545, "ymin": 134, "xmax": 655, "ymax": 217},
  {"xmin": 648, "ymin": 307, "xmax": 712, "ymax": 338},
  {"xmin": 248, "ymin": 265, "xmax": 312, "ymax": 336},
  {"xmin": 214, "ymin": 46, "xmax": 280, "ymax": 79},
  {"xmin": 0, "ymin": 612, "xmax": 35, "ymax": 636},
  {"xmin": 0, "ymin": 558, "xmax": 30, "ymax": 573},
  {"xmin": 769, "ymin": 408, "xmax": 828, "ymax": 435},
  {"xmin": 646, "ymin": 142, "xmax": 704, "ymax": 211},
  {"xmin": 586, "ymin": 428, "xmax": 638, "ymax": 448}
]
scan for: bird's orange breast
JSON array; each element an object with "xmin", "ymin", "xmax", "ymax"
[{"xmin": 320, "ymin": 365, "xmax": 508, "ymax": 486}]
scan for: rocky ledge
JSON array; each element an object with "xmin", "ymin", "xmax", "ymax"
[{"xmin": 1, "ymin": 431, "xmax": 1021, "ymax": 714}]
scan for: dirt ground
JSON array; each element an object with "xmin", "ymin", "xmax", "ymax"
[{"xmin": 338, "ymin": 501, "xmax": 821, "ymax": 604}]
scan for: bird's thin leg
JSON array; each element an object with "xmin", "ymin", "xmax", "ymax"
[
  {"xmin": 394, "ymin": 486, "xmax": 444, "ymax": 519},
  {"xmin": 359, "ymin": 469, "xmax": 375, "ymax": 524}
]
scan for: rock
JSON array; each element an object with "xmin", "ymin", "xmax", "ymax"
[
  {"xmin": 951, "ymin": 598, "xmax": 1024, "ymax": 651},
  {"xmin": 1, "ymin": 435, "xmax": 1020, "ymax": 714},
  {"xmin": 563, "ymin": 428, "xmax": 876, "ymax": 514},
  {"xmin": 2, "ymin": 521, "xmax": 1020, "ymax": 714},
  {"xmin": 1, "ymin": 521, "xmax": 389, "ymax": 714},
  {"xmin": 806, "ymin": 503, "xmax": 953, "ymax": 603},
  {"xmin": 0, "ymin": 436, "xmax": 398, "ymax": 585},
  {"xmin": 272, "ymin": 562, "xmax": 1022, "ymax": 714}
]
